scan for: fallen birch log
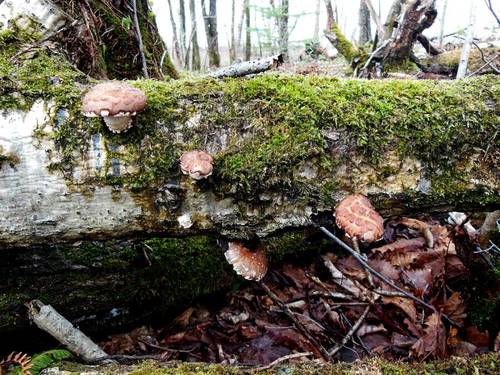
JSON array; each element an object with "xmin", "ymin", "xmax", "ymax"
[{"xmin": 0, "ymin": 32, "xmax": 498, "ymax": 248}]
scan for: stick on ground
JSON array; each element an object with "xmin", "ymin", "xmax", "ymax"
[{"xmin": 27, "ymin": 300, "xmax": 108, "ymax": 362}]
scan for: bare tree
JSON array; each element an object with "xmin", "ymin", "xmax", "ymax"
[
  {"xmin": 358, "ymin": 0, "xmax": 372, "ymax": 45},
  {"xmin": 277, "ymin": 0, "xmax": 289, "ymax": 59},
  {"xmin": 236, "ymin": 1, "xmax": 246, "ymax": 57},
  {"xmin": 314, "ymin": 0, "xmax": 321, "ymax": 42},
  {"xmin": 362, "ymin": 0, "xmax": 384, "ymax": 38},
  {"xmin": 229, "ymin": 0, "xmax": 237, "ymax": 62},
  {"xmin": 245, "ymin": 0, "xmax": 251, "ymax": 60},
  {"xmin": 483, "ymin": 0, "xmax": 500, "ymax": 26},
  {"xmin": 189, "ymin": 0, "xmax": 201, "ymax": 70},
  {"xmin": 438, "ymin": 0, "xmax": 448, "ymax": 48},
  {"xmin": 457, "ymin": 0, "xmax": 477, "ymax": 78},
  {"xmin": 179, "ymin": 0, "xmax": 187, "ymax": 57},
  {"xmin": 167, "ymin": 0, "xmax": 182, "ymax": 64},
  {"xmin": 201, "ymin": 0, "xmax": 221, "ymax": 68}
]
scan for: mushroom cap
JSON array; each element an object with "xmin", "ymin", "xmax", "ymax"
[
  {"xmin": 225, "ymin": 242, "xmax": 268, "ymax": 281},
  {"xmin": 82, "ymin": 81, "xmax": 147, "ymax": 117},
  {"xmin": 335, "ymin": 194, "xmax": 384, "ymax": 243},
  {"xmin": 180, "ymin": 151, "xmax": 214, "ymax": 180}
]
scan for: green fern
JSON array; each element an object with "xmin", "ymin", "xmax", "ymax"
[{"xmin": 28, "ymin": 349, "xmax": 73, "ymax": 375}]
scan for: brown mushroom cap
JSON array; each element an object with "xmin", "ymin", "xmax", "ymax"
[
  {"xmin": 82, "ymin": 81, "xmax": 147, "ymax": 117},
  {"xmin": 335, "ymin": 194, "xmax": 384, "ymax": 243},
  {"xmin": 224, "ymin": 242, "xmax": 268, "ymax": 281},
  {"xmin": 180, "ymin": 151, "xmax": 214, "ymax": 180}
]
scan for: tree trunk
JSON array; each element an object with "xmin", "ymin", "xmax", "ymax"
[
  {"xmin": 277, "ymin": 0, "xmax": 289, "ymax": 60},
  {"xmin": 358, "ymin": 0, "xmax": 372, "ymax": 45},
  {"xmin": 314, "ymin": 0, "xmax": 321, "ymax": 42},
  {"xmin": 189, "ymin": 0, "xmax": 201, "ymax": 70},
  {"xmin": 456, "ymin": 0, "xmax": 477, "ymax": 79},
  {"xmin": 179, "ymin": 0, "xmax": 187, "ymax": 58},
  {"xmin": 33, "ymin": 0, "xmax": 178, "ymax": 80},
  {"xmin": 362, "ymin": 0, "xmax": 384, "ymax": 38},
  {"xmin": 438, "ymin": 0, "xmax": 448, "ymax": 48},
  {"xmin": 245, "ymin": 0, "xmax": 252, "ymax": 60},
  {"xmin": 229, "ymin": 0, "xmax": 237, "ymax": 62},
  {"xmin": 167, "ymin": 0, "xmax": 183, "ymax": 65},
  {"xmin": 201, "ymin": 0, "xmax": 221, "ymax": 68}
]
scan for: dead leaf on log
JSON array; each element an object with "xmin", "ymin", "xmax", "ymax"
[
  {"xmin": 411, "ymin": 312, "xmax": 447, "ymax": 359},
  {"xmin": 383, "ymin": 296, "xmax": 418, "ymax": 322},
  {"xmin": 439, "ymin": 292, "xmax": 466, "ymax": 325}
]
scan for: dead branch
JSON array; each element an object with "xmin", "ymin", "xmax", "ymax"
[
  {"xmin": 27, "ymin": 300, "xmax": 108, "ymax": 362},
  {"xmin": 259, "ymin": 281, "xmax": 333, "ymax": 361},
  {"xmin": 328, "ymin": 304, "xmax": 371, "ymax": 357},
  {"xmin": 209, "ymin": 54, "xmax": 284, "ymax": 78}
]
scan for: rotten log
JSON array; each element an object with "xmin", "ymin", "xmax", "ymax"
[{"xmin": 0, "ymin": 27, "xmax": 499, "ymax": 248}]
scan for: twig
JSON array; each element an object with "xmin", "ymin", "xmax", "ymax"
[
  {"xmin": 131, "ymin": 0, "xmax": 149, "ymax": 78},
  {"xmin": 358, "ymin": 38, "xmax": 391, "ymax": 77},
  {"xmin": 26, "ymin": 300, "xmax": 108, "ymax": 362},
  {"xmin": 484, "ymin": 0, "xmax": 500, "ymax": 26},
  {"xmin": 253, "ymin": 352, "xmax": 313, "ymax": 371},
  {"xmin": 319, "ymin": 227, "xmax": 460, "ymax": 327},
  {"xmin": 328, "ymin": 304, "xmax": 371, "ymax": 357},
  {"xmin": 259, "ymin": 281, "xmax": 332, "ymax": 361},
  {"xmin": 466, "ymin": 53, "xmax": 500, "ymax": 77}
]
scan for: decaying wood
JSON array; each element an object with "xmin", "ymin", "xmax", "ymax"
[
  {"xmin": 209, "ymin": 54, "xmax": 284, "ymax": 78},
  {"xmin": 27, "ymin": 300, "xmax": 108, "ymax": 362}
]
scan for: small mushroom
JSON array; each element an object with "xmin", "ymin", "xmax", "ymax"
[
  {"xmin": 180, "ymin": 151, "xmax": 213, "ymax": 180},
  {"xmin": 335, "ymin": 194, "xmax": 384, "ymax": 245},
  {"xmin": 224, "ymin": 242, "xmax": 268, "ymax": 281},
  {"xmin": 82, "ymin": 81, "xmax": 147, "ymax": 133}
]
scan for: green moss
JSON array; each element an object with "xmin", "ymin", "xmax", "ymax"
[{"xmin": 90, "ymin": 353, "xmax": 500, "ymax": 374}]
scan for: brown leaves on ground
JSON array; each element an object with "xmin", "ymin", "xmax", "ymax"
[
  {"xmin": 97, "ymin": 214, "xmax": 493, "ymax": 365},
  {"xmin": 411, "ymin": 313, "xmax": 447, "ymax": 359}
]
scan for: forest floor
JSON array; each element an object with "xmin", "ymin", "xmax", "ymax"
[{"xmin": 1, "ymin": 212, "xmax": 498, "ymax": 374}]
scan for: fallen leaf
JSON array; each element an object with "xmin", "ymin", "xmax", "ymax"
[
  {"xmin": 402, "ymin": 268, "xmax": 433, "ymax": 297},
  {"xmin": 411, "ymin": 312, "xmax": 447, "ymax": 359},
  {"xmin": 431, "ymin": 225, "xmax": 456, "ymax": 255},
  {"xmin": 400, "ymin": 218, "xmax": 434, "ymax": 248},
  {"xmin": 383, "ymin": 296, "xmax": 418, "ymax": 322},
  {"xmin": 369, "ymin": 259, "xmax": 400, "ymax": 281},
  {"xmin": 373, "ymin": 238, "xmax": 426, "ymax": 255},
  {"xmin": 466, "ymin": 326, "xmax": 490, "ymax": 348},
  {"xmin": 439, "ymin": 292, "xmax": 466, "ymax": 325},
  {"xmin": 445, "ymin": 255, "xmax": 467, "ymax": 280},
  {"xmin": 392, "ymin": 332, "xmax": 417, "ymax": 349}
]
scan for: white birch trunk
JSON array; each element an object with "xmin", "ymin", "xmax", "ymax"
[{"xmin": 456, "ymin": 0, "xmax": 477, "ymax": 79}]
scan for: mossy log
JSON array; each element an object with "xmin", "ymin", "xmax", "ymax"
[
  {"xmin": 0, "ymin": 233, "xmax": 323, "ymax": 338},
  {"xmin": 421, "ymin": 48, "xmax": 500, "ymax": 75},
  {"xmin": 0, "ymin": 26, "xmax": 499, "ymax": 248}
]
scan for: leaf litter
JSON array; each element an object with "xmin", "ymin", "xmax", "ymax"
[{"xmin": 99, "ymin": 214, "xmax": 499, "ymax": 365}]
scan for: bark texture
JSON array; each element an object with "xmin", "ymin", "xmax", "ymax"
[{"xmin": 358, "ymin": 0, "xmax": 372, "ymax": 45}]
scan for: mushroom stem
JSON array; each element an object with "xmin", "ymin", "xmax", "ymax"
[{"xmin": 103, "ymin": 116, "xmax": 133, "ymax": 133}]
